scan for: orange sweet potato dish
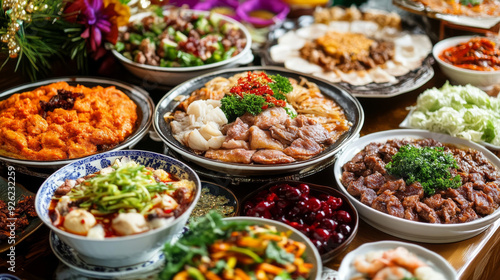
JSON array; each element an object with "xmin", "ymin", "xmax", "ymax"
[{"xmin": 0, "ymin": 82, "xmax": 138, "ymax": 161}]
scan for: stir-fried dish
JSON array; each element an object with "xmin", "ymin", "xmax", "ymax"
[
  {"xmin": 412, "ymin": 0, "xmax": 500, "ymax": 17},
  {"xmin": 49, "ymin": 158, "xmax": 196, "ymax": 238},
  {"xmin": 116, "ymin": 6, "xmax": 247, "ymax": 67},
  {"xmin": 159, "ymin": 212, "xmax": 315, "ymax": 280},
  {"xmin": 342, "ymin": 138, "xmax": 500, "ymax": 224},
  {"xmin": 439, "ymin": 37, "xmax": 500, "ymax": 71},
  {"xmin": 165, "ymin": 71, "xmax": 351, "ymax": 164}
]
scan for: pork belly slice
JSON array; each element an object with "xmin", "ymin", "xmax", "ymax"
[
  {"xmin": 283, "ymin": 138, "xmax": 322, "ymax": 160},
  {"xmin": 298, "ymin": 124, "xmax": 332, "ymax": 144},
  {"xmin": 251, "ymin": 150, "xmax": 295, "ymax": 164},
  {"xmin": 253, "ymin": 107, "xmax": 289, "ymax": 130},
  {"xmin": 204, "ymin": 149, "xmax": 256, "ymax": 164},
  {"xmin": 249, "ymin": 126, "xmax": 284, "ymax": 150},
  {"xmin": 221, "ymin": 139, "xmax": 249, "ymax": 150},
  {"xmin": 223, "ymin": 118, "xmax": 250, "ymax": 141},
  {"xmin": 269, "ymin": 124, "xmax": 299, "ymax": 145}
]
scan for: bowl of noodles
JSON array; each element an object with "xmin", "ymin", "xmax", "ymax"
[{"xmin": 153, "ymin": 66, "xmax": 363, "ymax": 177}]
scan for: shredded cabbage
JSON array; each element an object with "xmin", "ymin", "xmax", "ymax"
[{"xmin": 409, "ymin": 82, "xmax": 500, "ymax": 145}]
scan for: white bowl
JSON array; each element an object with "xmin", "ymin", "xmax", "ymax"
[
  {"xmin": 112, "ymin": 10, "xmax": 253, "ymax": 86},
  {"xmin": 224, "ymin": 216, "xmax": 323, "ymax": 280},
  {"xmin": 338, "ymin": 241, "xmax": 457, "ymax": 280},
  {"xmin": 35, "ymin": 150, "xmax": 201, "ymax": 267},
  {"xmin": 432, "ymin": 36, "xmax": 500, "ymax": 91},
  {"xmin": 333, "ymin": 129, "xmax": 500, "ymax": 243}
]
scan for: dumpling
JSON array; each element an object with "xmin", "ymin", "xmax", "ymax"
[
  {"xmin": 111, "ymin": 213, "xmax": 148, "ymax": 236},
  {"xmin": 63, "ymin": 209, "xmax": 96, "ymax": 235}
]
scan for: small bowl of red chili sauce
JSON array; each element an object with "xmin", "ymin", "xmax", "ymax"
[
  {"xmin": 433, "ymin": 36, "xmax": 500, "ymax": 91},
  {"xmin": 239, "ymin": 180, "xmax": 359, "ymax": 263}
]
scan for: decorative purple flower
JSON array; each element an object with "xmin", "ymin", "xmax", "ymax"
[{"xmin": 64, "ymin": 0, "xmax": 119, "ymax": 56}]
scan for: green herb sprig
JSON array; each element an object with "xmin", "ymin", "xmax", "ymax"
[{"xmin": 385, "ymin": 145, "xmax": 461, "ymax": 195}]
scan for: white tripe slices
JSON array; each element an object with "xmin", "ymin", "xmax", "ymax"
[{"xmin": 172, "ymin": 100, "xmax": 228, "ymax": 151}]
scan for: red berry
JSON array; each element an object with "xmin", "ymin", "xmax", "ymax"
[
  {"xmin": 313, "ymin": 228, "xmax": 331, "ymax": 241},
  {"xmin": 334, "ymin": 210, "xmax": 352, "ymax": 224},
  {"xmin": 306, "ymin": 198, "xmax": 322, "ymax": 212},
  {"xmin": 298, "ymin": 184, "xmax": 310, "ymax": 195}
]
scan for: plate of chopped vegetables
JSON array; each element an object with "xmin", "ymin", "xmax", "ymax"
[
  {"xmin": 159, "ymin": 212, "xmax": 322, "ymax": 280},
  {"xmin": 400, "ymin": 82, "xmax": 500, "ymax": 150},
  {"xmin": 334, "ymin": 129, "xmax": 500, "ymax": 243},
  {"xmin": 112, "ymin": 6, "xmax": 254, "ymax": 86},
  {"xmin": 153, "ymin": 66, "xmax": 363, "ymax": 177}
]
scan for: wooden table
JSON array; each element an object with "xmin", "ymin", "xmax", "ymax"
[{"xmin": 1, "ymin": 60, "xmax": 499, "ymax": 280}]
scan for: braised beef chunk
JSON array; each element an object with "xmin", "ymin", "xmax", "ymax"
[{"xmin": 341, "ymin": 138, "xmax": 500, "ymax": 225}]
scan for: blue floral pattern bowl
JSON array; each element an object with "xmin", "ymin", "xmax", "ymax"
[{"xmin": 36, "ymin": 150, "xmax": 201, "ymax": 267}]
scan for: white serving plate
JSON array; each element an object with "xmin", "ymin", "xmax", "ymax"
[
  {"xmin": 338, "ymin": 240, "xmax": 457, "ymax": 280},
  {"xmin": 112, "ymin": 9, "xmax": 254, "ymax": 86},
  {"xmin": 333, "ymin": 129, "xmax": 500, "ymax": 243}
]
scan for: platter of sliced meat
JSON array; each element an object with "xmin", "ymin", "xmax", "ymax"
[{"xmin": 153, "ymin": 66, "xmax": 363, "ymax": 177}]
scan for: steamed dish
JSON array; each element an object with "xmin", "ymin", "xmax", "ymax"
[
  {"xmin": 0, "ymin": 82, "xmax": 137, "ymax": 161},
  {"xmin": 341, "ymin": 137, "xmax": 500, "ymax": 224},
  {"xmin": 351, "ymin": 247, "xmax": 445, "ymax": 280},
  {"xmin": 160, "ymin": 212, "xmax": 315, "ymax": 280},
  {"xmin": 49, "ymin": 157, "xmax": 196, "ymax": 238},
  {"xmin": 165, "ymin": 71, "xmax": 351, "ymax": 164},
  {"xmin": 407, "ymin": 82, "xmax": 500, "ymax": 145},
  {"xmin": 116, "ymin": 6, "xmax": 247, "ymax": 67},
  {"xmin": 270, "ymin": 6, "xmax": 432, "ymax": 86}
]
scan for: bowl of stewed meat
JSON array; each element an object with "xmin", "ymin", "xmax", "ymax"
[
  {"xmin": 112, "ymin": 6, "xmax": 253, "ymax": 86},
  {"xmin": 333, "ymin": 129, "xmax": 500, "ymax": 243},
  {"xmin": 35, "ymin": 150, "xmax": 201, "ymax": 267},
  {"xmin": 239, "ymin": 181, "xmax": 359, "ymax": 263},
  {"xmin": 153, "ymin": 66, "xmax": 364, "ymax": 177}
]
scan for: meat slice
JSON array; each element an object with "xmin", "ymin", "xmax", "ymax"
[
  {"xmin": 251, "ymin": 150, "xmax": 295, "ymax": 164},
  {"xmin": 456, "ymin": 207, "xmax": 479, "ymax": 223},
  {"xmin": 343, "ymin": 160, "xmax": 366, "ymax": 174},
  {"xmin": 360, "ymin": 188, "xmax": 377, "ymax": 206},
  {"xmin": 283, "ymin": 138, "xmax": 322, "ymax": 160},
  {"xmin": 298, "ymin": 124, "xmax": 332, "ymax": 144},
  {"xmin": 341, "ymin": 171, "xmax": 356, "ymax": 187},
  {"xmin": 364, "ymin": 155, "xmax": 387, "ymax": 175},
  {"xmin": 378, "ymin": 179, "xmax": 405, "ymax": 195},
  {"xmin": 423, "ymin": 194, "xmax": 444, "ymax": 209},
  {"xmin": 224, "ymin": 118, "xmax": 250, "ymax": 141},
  {"xmin": 221, "ymin": 139, "xmax": 249, "ymax": 150},
  {"xmin": 365, "ymin": 172, "xmax": 385, "ymax": 190},
  {"xmin": 404, "ymin": 208, "xmax": 419, "ymax": 221},
  {"xmin": 400, "ymin": 182, "xmax": 424, "ymax": 199},
  {"xmin": 248, "ymin": 126, "xmax": 284, "ymax": 150},
  {"xmin": 253, "ymin": 107, "xmax": 288, "ymax": 129},
  {"xmin": 437, "ymin": 199, "xmax": 460, "ymax": 224},
  {"xmin": 269, "ymin": 124, "xmax": 298, "ymax": 145},
  {"xmin": 483, "ymin": 182, "xmax": 500, "ymax": 204},
  {"xmin": 471, "ymin": 190, "xmax": 496, "ymax": 215},
  {"xmin": 415, "ymin": 202, "xmax": 440, "ymax": 223},
  {"xmin": 371, "ymin": 190, "xmax": 404, "ymax": 218},
  {"xmin": 347, "ymin": 176, "xmax": 366, "ymax": 196},
  {"xmin": 204, "ymin": 149, "xmax": 255, "ymax": 164},
  {"xmin": 292, "ymin": 115, "xmax": 317, "ymax": 127}
]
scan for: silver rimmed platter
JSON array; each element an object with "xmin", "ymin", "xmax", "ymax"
[
  {"xmin": 260, "ymin": 16, "xmax": 434, "ymax": 98},
  {"xmin": 0, "ymin": 77, "xmax": 154, "ymax": 175},
  {"xmin": 153, "ymin": 66, "xmax": 364, "ymax": 177}
]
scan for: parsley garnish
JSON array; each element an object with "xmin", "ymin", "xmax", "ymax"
[{"xmin": 385, "ymin": 145, "xmax": 461, "ymax": 195}]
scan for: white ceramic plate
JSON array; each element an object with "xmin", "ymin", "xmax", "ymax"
[
  {"xmin": 333, "ymin": 129, "xmax": 500, "ymax": 243},
  {"xmin": 337, "ymin": 240, "xmax": 457, "ymax": 280},
  {"xmin": 112, "ymin": 9, "xmax": 254, "ymax": 86},
  {"xmin": 49, "ymin": 231, "xmax": 164, "ymax": 279}
]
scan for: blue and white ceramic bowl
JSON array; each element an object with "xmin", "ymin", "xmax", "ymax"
[{"xmin": 35, "ymin": 150, "xmax": 201, "ymax": 267}]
